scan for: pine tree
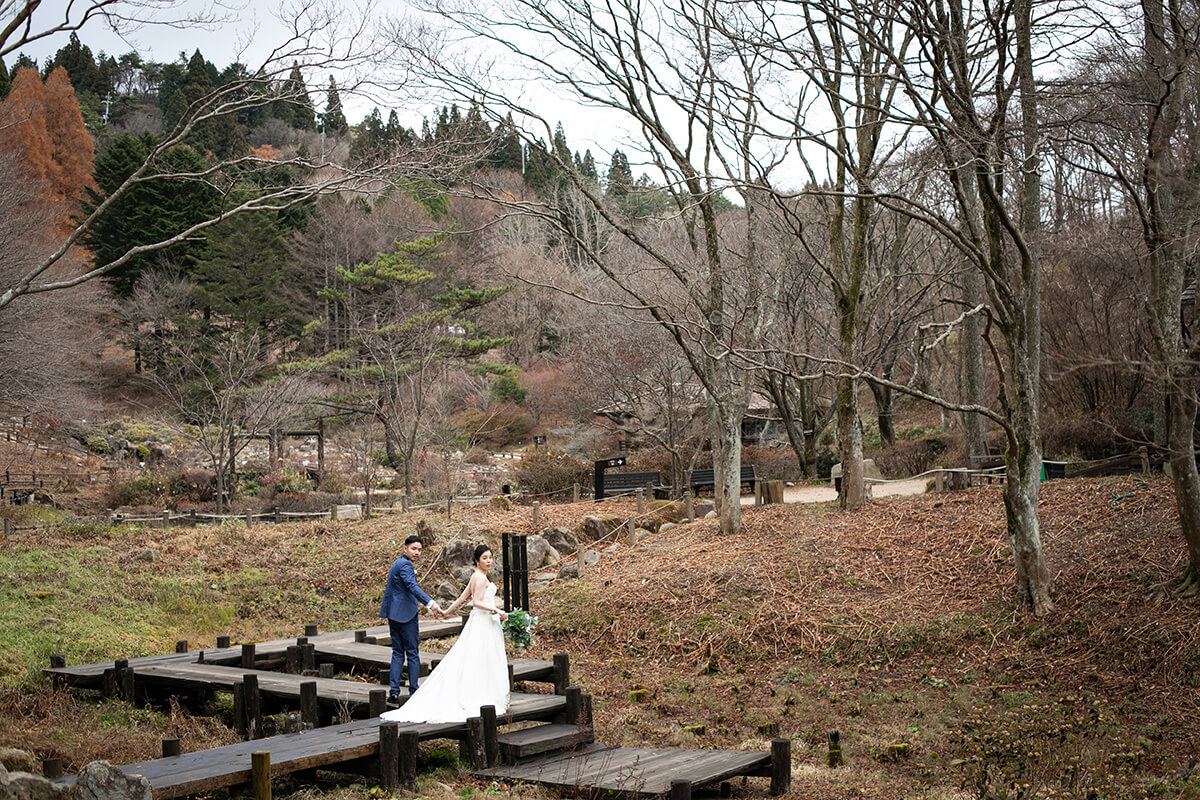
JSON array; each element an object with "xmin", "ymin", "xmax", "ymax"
[
  {"xmin": 0, "ymin": 57, "xmax": 9, "ymax": 99},
  {"xmin": 490, "ymin": 113, "xmax": 523, "ymax": 173},
  {"xmin": 322, "ymin": 76, "xmax": 347, "ymax": 134},
  {"xmin": 47, "ymin": 33, "xmax": 101, "ymax": 98},
  {"xmin": 606, "ymin": 150, "xmax": 633, "ymax": 197},
  {"xmin": 581, "ymin": 149, "xmax": 597, "ymax": 179},
  {"xmin": 280, "ymin": 62, "xmax": 315, "ymax": 130},
  {"xmin": 349, "ymin": 107, "xmax": 387, "ymax": 164}
]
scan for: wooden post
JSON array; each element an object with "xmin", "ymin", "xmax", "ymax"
[
  {"xmin": 369, "ymin": 688, "xmax": 387, "ymax": 718},
  {"xmin": 355, "ymin": 629, "xmax": 367, "ymax": 643},
  {"xmin": 481, "ymin": 705, "xmax": 499, "ymax": 767},
  {"xmin": 162, "ymin": 737, "xmax": 181, "ymax": 757},
  {"xmin": 243, "ymin": 675, "xmax": 262, "ymax": 740},
  {"xmin": 245, "ymin": 511, "xmax": 253, "ymax": 527},
  {"xmin": 935, "ymin": 470, "xmax": 944, "ymax": 492},
  {"xmin": 576, "ymin": 547, "xmax": 585, "ymax": 576},
  {"xmin": 329, "ymin": 504, "xmax": 337, "ymax": 520},
  {"xmin": 754, "ymin": 479, "xmax": 763, "ymax": 506},
  {"xmin": 49, "ymin": 654, "xmax": 66, "ymax": 668},
  {"xmin": 636, "ymin": 487, "xmax": 645, "ymax": 515},
  {"xmin": 465, "ymin": 716, "xmax": 488, "ymax": 769},
  {"xmin": 532, "ymin": 501, "xmax": 541, "ymax": 531},
  {"xmin": 580, "ymin": 692, "xmax": 594, "ymax": 726},
  {"xmin": 507, "ymin": 663, "xmax": 515, "ymax": 690},
  {"xmin": 217, "ymin": 635, "xmax": 231, "ymax": 649},
  {"xmin": 285, "ymin": 646, "xmax": 301, "ymax": 674},
  {"xmin": 42, "ymin": 758, "xmax": 62, "ymax": 779},
  {"xmin": 378, "ymin": 722, "xmax": 399, "ymax": 791},
  {"xmin": 119, "ymin": 666, "xmax": 135, "ymax": 701},
  {"xmin": 683, "ymin": 490, "xmax": 694, "ymax": 522},
  {"xmin": 233, "ymin": 683, "xmax": 246, "ymax": 738},
  {"xmin": 251, "ymin": 751, "xmax": 271, "ymax": 800},
  {"xmin": 300, "ymin": 681, "xmax": 318, "ymax": 729},
  {"xmin": 2, "ymin": 518, "xmax": 10, "ymax": 537},
  {"xmin": 241, "ymin": 643, "xmax": 256, "ymax": 669},
  {"xmin": 670, "ymin": 780, "xmax": 692, "ymax": 800},
  {"xmin": 274, "ymin": 507, "xmax": 281, "ymax": 525},
  {"xmin": 553, "ymin": 653, "xmax": 570, "ymax": 695},
  {"xmin": 319, "ymin": 662, "xmax": 334, "ymax": 679},
  {"xmin": 771, "ymin": 737, "xmax": 792, "ymax": 794},
  {"xmin": 161, "ymin": 510, "xmax": 171, "ymax": 527},
  {"xmin": 302, "ymin": 643, "xmax": 316, "ymax": 671},
  {"xmin": 176, "ymin": 640, "xmax": 188, "ymax": 653},
  {"xmin": 573, "ymin": 483, "xmax": 580, "ymax": 503},
  {"xmin": 305, "ymin": 623, "xmax": 319, "ymax": 637},
  {"xmin": 1140, "ymin": 446, "xmax": 1151, "ymax": 473},
  {"xmin": 317, "ymin": 417, "xmax": 326, "ymax": 477},
  {"xmin": 565, "ymin": 686, "xmax": 582, "ymax": 725},
  {"xmin": 398, "ymin": 730, "xmax": 420, "ymax": 791},
  {"xmin": 189, "ymin": 509, "xmax": 197, "ymax": 527}
]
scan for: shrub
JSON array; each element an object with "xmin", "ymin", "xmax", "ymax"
[
  {"xmin": 814, "ymin": 448, "xmax": 838, "ymax": 480},
  {"xmin": 104, "ymin": 470, "xmax": 169, "ymax": 507},
  {"xmin": 874, "ymin": 437, "xmax": 949, "ymax": 478},
  {"xmin": 270, "ymin": 468, "xmax": 312, "ymax": 495},
  {"xmin": 1042, "ymin": 415, "xmax": 1129, "ymax": 461},
  {"xmin": 514, "ymin": 448, "xmax": 591, "ymax": 497},
  {"xmin": 85, "ymin": 435, "xmax": 111, "ymax": 456},
  {"xmin": 490, "ymin": 372, "xmax": 528, "ymax": 405},
  {"xmin": 741, "ymin": 445, "xmax": 801, "ymax": 481},
  {"xmin": 457, "ymin": 403, "xmax": 535, "ymax": 449}
]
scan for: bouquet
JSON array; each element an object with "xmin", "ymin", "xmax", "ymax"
[{"xmin": 502, "ymin": 608, "xmax": 538, "ymax": 651}]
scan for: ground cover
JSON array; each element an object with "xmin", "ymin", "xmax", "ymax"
[{"xmin": 0, "ymin": 476, "xmax": 1197, "ymax": 799}]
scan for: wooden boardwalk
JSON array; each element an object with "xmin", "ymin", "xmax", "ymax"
[
  {"xmin": 53, "ymin": 693, "xmax": 568, "ymax": 800},
  {"xmin": 44, "ymin": 619, "xmax": 463, "ymax": 688},
  {"xmin": 475, "ymin": 743, "xmax": 779, "ymax": 798}
]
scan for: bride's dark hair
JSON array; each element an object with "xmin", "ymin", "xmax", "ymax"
[{"xmin": 473, "ymin": 544, "xmax": 492, "ymax": 564}]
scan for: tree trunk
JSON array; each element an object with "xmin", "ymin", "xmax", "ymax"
[
  {"xmin": 711, "ymin": 401, "xmax": 744, "ymax": 534},
  {"xmin": 1165, "ymin": 390, "xmax": 1200, "ymax": 594},
  {"xmin": 868, "ymin": 380, "xmax": 895, "ymax": 448},
  {"xmin": 764, "ymin": 374, "xmax": 810, "ymax": 477},
  {"xmin": 836, "ymin": 372, "xmax": 866, "ymax": 510},
  {"xmin": 960, "ymin": 261, "xmax": 988, "ymax": 459}
]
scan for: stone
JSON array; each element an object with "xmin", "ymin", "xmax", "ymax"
[
  {"xmin": 542, "ymin": 527, "xmax": 578, "ymax": 554},
  {"xmin": 133, "ymin": 549, "xmax": 158, "ymax": 562},
  {"xmin": 557, "ymin": 563, "xmax": 579, "ymax": 579},
  {"xmin": 73, "ymin": 761, "xmax": 152, "ymax": 800},
  {"xmin": 603, "ymin": 544, "xmax": 619, "ymax": 554},
  {"xmin": 435, "ymin": 581, "xmax": 460, "ymax": 603},
  {"xmin": 2, "ymin": 770, "xmax": 71, "ymax": 800},
  {"xmin": 525, "ymin": 535, "xmax": 559, "ymax": 569},
  {"xmin": 415, "ymin": 519, "xmax": 436, "ymax": 544},
  {"xmin": 582, "ymin": 516, "xmax": 623, "ymax": 541},
  {"xmin": 693, "ymin": 502, "xmax": 715, "ymax": 518},
  {"xmin": 441, "ymin": 539, "xmax": 476, "ymax": 571},
  {"xmin": 0, "ymin": 750, "xmax": 36, "ymax": 774},
  {"xmin": 584, "ymin": 550, "xmax": 601, "ymax": 566},
  {"xmin": 659, "ymin": 522, "xmax": 677, "ymax": 533},
  {"xmin": 489, "ymin": 495, "xmax": 512, "ymax": 511},
  {"xmin": 333, "ymin": 505, "xmax": 361, "ymax": 520},
  {"xmin": 451, "ymin": 566, "xmax": 474, "ymax": 585}
]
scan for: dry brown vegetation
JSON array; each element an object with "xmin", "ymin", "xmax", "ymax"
[{"xmin": 1, "ymin": 476, "xmax": 1198, "ymax": 798}]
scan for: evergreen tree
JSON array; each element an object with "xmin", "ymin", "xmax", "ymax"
[
  {"xmin": 279, "ymin": 62, "xmax": 315, "ymax": 130},
  {"xmin": 322, "ymin": 76, "xmax": 347, "ymax": 134},
  {"xmin": 606, "ymin": 150, "xmax": 633, "ymax": 197},
  {"xmin": 523, "ymin": 140, "xmax": 552, "ymax": 191},
  {"xmin": 581, "ymin": 149, "xmax": 597, "ymax": 179},
  {"xmin": 349, "ymin": 107, "xmax": 387, "ymax": 164},
  {"xmin": 80, "ymin": 132, "xmax": 220, "ymax": 297},
  {"xmin": 47, "ymin": 33, "xmax": 102, "ymax": 98},
  {"xmin": 0, "ymin": 57, "xmax": 8, "ymax": 99},
  {"xmin": 552, "ymin": 122, "xmax": 571, "ymax": 168},
  {"xmin": 490, "ymin": 113, "xmax": 523, "ymax": 173}
]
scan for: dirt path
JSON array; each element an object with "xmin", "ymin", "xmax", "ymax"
[{"xmin": 740, "ymin": 476, "xmax": 930, "ymax": 505}]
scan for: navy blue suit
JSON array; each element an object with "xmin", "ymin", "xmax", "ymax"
[{"xmin": 380, "ymin": 555, "xmax": 433, "ymax": 695}]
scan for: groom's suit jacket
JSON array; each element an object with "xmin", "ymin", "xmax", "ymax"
[{"xmin": 380, "ymin": 555, "xmax": 432, "ymax": 623}]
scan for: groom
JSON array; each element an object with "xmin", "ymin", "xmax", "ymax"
[{"xmin": 380, "ymin": 535, "xmax": 442, "ymax": 703}]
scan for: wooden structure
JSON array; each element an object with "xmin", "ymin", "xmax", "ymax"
[
  {"xmin": 687, "ymin": 465, "xmax": 758, "ymax": 492},
  {"xmin": 600, "ymin": 471, "xmax": 669, "ymax": 499},
  {"xmin": 501, "ymin": 532, "xmax": 530, "ymax": 613}
]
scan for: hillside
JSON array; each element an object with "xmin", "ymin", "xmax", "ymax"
[{"xmin": 1, "ymin": 476, "xmax": 1198, "ymax": 799}]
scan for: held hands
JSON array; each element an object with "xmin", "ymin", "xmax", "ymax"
[
  {"xmin": 428, "ymin": 601, "xmax": 445, "ymax": 619},
  {"xmin": 498, "ymin": 610, "xmax": 509, "ymax": 622}
]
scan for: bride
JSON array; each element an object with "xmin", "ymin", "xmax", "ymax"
[{"xmin": 381, "ymin": 544, "xmax": 510, "ymax": 723}]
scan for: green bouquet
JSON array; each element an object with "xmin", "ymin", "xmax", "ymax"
[{"xmin": 502, "ymin": 608, "xmax": 538, "ymax": 651}]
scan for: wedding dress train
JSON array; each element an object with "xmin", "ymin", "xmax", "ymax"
[{"xmin": 380, "ymin": 582, "xmax": 510, "ymax": 723}]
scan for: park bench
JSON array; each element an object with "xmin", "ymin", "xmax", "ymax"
[
  {"xmin": 599, "ymin": 470, "xmax": 669, "ymax": 498},
  {"xmin": 688, "ymin": 465, "xmax": 758, "ymax": 492}
]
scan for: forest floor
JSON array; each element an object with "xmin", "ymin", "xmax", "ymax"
[{"xmin": 1, "ymin": 475, "xmax": 1198, "ymax": 800}]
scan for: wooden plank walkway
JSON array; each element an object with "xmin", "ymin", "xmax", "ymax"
[
  {"xmin": 474, "ymin": 744, "xmax": 774, "ymax": 798},
  {"xmin": 314, "ymin": 641, "xmax": 555, "ymax": 683},
  {"xmin": 44, "ymin": 619, "xmax": 464, "ymax": 687},
  {"xmin": 53, "ymin": 693, "xmax": 567, "ymax": 800}
]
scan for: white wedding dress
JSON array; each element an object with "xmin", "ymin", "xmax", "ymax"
[{"xmin": 381, "ymin": 582, "xmax": 511, "ymax": 723}]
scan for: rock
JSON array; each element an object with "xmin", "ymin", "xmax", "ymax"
[
  {"xmin": 0, "ymin": 750, "xmax": 37, "ymax": 774},
  {"xmin": 584, "ymin": 550, "xmax": 601, "ymax": 566},
  {"xmin": 332, "ymin": 505, "xmax": 361, "ymax": 520},
  {"xmin": 649, "ymin": 499, "xmax": 686, "ymax": 523},
  {"xmin": 415, "ymin": 519, "xmax": 436, "ymax": 544},
  {"xmin": 451, "ymin": 566, "xmax": 475, "ymax": 585},
  {"xmin": 39, "ymin": 618, "xmax": 59, "ymax": 629},
  {"xmin": 542, "ymin": 527, "xmax": 579, "ymax": 554},
  {"xmin": 489, "ymin": 495, "xmax": 512, "ymax": 511},
  {"xmin": 73, "ymin": 761, "xmax": 152, "ymax": 800},
  {"xmin": 435, "ymin": 582, "xmax": 460, "ymax": 603},
  {"xmin": 525, "ymin": 535, "xmax": 559, "ymax": 569},
  {"xmin": 693, "ymin": 502, "xmax": 714, "ymax": 518},
  {"xmin": 133, "ymin": 549, "xmax": 158, "ymax": 562},
  {"xmin": 603, "ymin": 544, "xmax": 620, "ymax": 554},
  {"xmin": 557, "ymin": 563, "xmax": 579, "ymax": 579},
  {"xmin": 0, "ymin": 764, "xmax": 7, "ymax": 781},
  {"xmin": 704, "ymin": 510, "xmax": 717, "ymax": 519},
  {"xmin": 487, "ymin": 566, "xmax": 503, "ymax": 584},
  {"xmin": 582, "ymin": 515, "xmax": 623, "ymax": 541},
  {"xmin": 659, "ymin": 522, "xmax": 677, "ymax": 533},
  {"xmin": 2, "ymin": 770, "xmax": 72, "ymax": 800},
  {"xmin": 441, "ymin": 539, "xmax": 477, "ymax": 571}
]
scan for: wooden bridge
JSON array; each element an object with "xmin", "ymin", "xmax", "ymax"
[{"xmin": 47, "ymin": 622, "xmax": 791, "ymax": 800}]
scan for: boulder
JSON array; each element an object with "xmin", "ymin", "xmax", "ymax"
[
  {"xmin": 489, "ymin": 495, "xmax": 512, "ymax": 511},
  {"xmin": 1, "ymin": 770, "xmax": 71, "ymax": 800},
  {"xmin": 704, "ymin": 510, "xmax": 718, "ymax": 519},
  {"xmin": 451, "ymin": 566, "xmax": 475, "ymax": 585},
  {"xmin": 830, "ymin": 458, "xmax": 884, "ymax": 481},
  {"xmin": 525, "ymin": 534, "xmax": 559, "ymax": 569},
  {"xmin": 693, "ymin": 502, "xmax": 714, "ymax": 518},
  {"xmin": 435, "ymin": 581, "xmax": 460, "ymax": 604},
  {"xmin": 0, "ymin": 750, "xmax": 36, "ymax": 775},
  {"xmin": 415, "ymin": 519, "xmax": 436, "ymax": 544},
  {"xmin": 73, "ymin": 761, "xmax": 152, "ymax": 800},
  {"xmin": 582, "ymin": 516, "xmax": 623, "ymax": 542},
  {"xmin": 557, "ymin": 562, "xmax": 580, "ymax": 580},
  {"xmin": 649, "ymin": 499, "xmax": 686, "ymax": 523},
  {"xmin": 584, "ymin": 549, "xmax": 601, "ymax": 566},
  {"xmin": 659, "ymin": 522, "xmax": 678, "ymax": 533},
  {"xmin": 440, "ymin": 539, "xmax": 477, "ymax": 571},
  {"xmin": 542, "ymin": 527, "xmax": 579, "ymax": 554}
]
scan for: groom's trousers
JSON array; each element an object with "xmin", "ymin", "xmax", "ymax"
[{"xmin": 388, "ymin": 617, "xmax": 421, "ymax": 694}]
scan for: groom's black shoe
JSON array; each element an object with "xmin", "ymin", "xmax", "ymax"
[{"xmin": 386, "ymin": 693, "xmax": 401, "ymax": 708}]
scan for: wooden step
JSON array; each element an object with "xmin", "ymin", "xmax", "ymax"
[{"xmin": 497, "ymin": 723, "xmax": 595, "ymax": 763}]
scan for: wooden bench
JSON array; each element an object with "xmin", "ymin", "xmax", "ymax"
[
  {"xmin": 688, "ymin": 465, "xmax": 758, "ymax": 492},
  {"xmin": 599, "ymin": 471, "xmax": 668, "ymax": 499}
]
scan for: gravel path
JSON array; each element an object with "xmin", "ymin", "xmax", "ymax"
[{"xmin": 740, "ymin": 476, "xmax": 930, "ymax": 505}]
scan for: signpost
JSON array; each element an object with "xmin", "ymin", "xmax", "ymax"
[{"xmin": 593, "ymin": 456, "xmax": 627, "ymax": 501}]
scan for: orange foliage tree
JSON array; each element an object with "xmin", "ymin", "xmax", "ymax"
[{"xmin": 0, "ymin": 66, "xmax": 94, "ymax": 212}]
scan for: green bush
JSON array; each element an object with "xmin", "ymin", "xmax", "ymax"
[
  {"xmin": 514, "ymin": 448, "xmax": 591, "ymax": 497},
  {"xmin": 85, "ymin": 435, "xmax": 111, "ymax": 455},
  {"xmin": 490, "ymin": 372, "xmax": 527, "ymax": 405},
  {"xmin": 271, "ymin": 468, "xmax": 312, "ymax": 495}
]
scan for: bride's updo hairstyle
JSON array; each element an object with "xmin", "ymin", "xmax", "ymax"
[{"xmin": 473, "ymin": 544, "xmax": 492, "ymax": 564}]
